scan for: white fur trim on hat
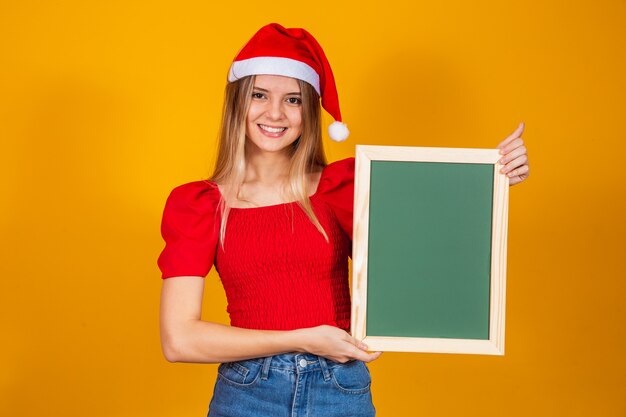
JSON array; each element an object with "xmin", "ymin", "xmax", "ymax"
[
  {"xmin": 328, "ymin": 121, "xmax": 349, "ymax": 142},
  {"xmin": 228, "ymin": 57, "xmax": 321, "ymax": 95}
]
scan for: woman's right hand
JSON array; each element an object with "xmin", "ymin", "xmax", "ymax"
[{"xmin": 294, "ymin": 325, "xmax": 382, "ymax": 363}]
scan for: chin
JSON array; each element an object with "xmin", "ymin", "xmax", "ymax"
[{"xmin": 247, "ymin": 136, "xmax": 299, "ymax": 155}]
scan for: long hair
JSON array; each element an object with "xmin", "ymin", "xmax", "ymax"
[{"xmin": 210, "ymin": 75, "xmax": 328, "ymax": 244}]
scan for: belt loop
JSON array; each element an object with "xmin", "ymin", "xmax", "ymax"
[
  {"xmin": 318, "ymin": 356, "xmax": 331, "ymax": 382},
  {"xmin": 260, "ymin": 356, "xmax": 272, "ymax": 380}
]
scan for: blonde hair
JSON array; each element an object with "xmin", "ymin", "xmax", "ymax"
[{"xmin": 210, "ymin": 75, "xmax": 328, "ymax": 244}]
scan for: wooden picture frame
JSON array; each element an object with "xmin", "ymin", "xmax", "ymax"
[{"xmin": 351, "ymin": 145, "xmax": 509, "ymax": 355}]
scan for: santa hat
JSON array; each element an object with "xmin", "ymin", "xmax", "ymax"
[{"xmin": 228, "ymin": 23, "xmax": 349, "ymax": 142}]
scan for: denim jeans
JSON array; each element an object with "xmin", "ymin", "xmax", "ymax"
[{"xmin": 207, "ymin": 353, "xmax": 375, "ymax": 417}]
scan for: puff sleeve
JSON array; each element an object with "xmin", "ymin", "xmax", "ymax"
[
  {"xmin": 315, "ymin": 157, "xmax": 355, "ymax": 240},
  {"xmin": 157, "ymin": 181, "xmax": 221, "ymax": 279}
]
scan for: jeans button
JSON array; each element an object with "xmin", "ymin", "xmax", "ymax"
[{"xmin": 299, "ymin": 358, "xmax": 308, "ymax": 368}]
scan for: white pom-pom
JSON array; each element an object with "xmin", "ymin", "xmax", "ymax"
[{"xmin": 328, "ymin": 121, "xmax": 350, "ymax": 142}]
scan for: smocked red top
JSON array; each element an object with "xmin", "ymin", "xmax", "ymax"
[{"xmin": 158, "ymin": 157, "xmax": 355, "ymax": 331}]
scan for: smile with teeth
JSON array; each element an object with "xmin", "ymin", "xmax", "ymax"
[{"xmin": 259, "ymin": 124, "xmax": 287, "ymax": 133}]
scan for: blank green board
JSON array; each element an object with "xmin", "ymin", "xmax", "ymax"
[{"xmin": 366, "ymin": 161, "xmax": 494, "ymax": 340}]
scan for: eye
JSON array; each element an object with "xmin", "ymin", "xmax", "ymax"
[
  {"xmin": 286, "ymin": 97, "xmax": 302, "ymax": 105},
  {"xmin": 252, "ymin": 92, "xmax": 265, "ymax": 99}
]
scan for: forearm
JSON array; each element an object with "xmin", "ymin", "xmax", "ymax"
[
  {"xmin": 159, "ymin": 277, "xmax": 380, "ymax": 364},
  {"xmin": 161, "ymin": 319, "xmax": 306, "ymax": 364}
]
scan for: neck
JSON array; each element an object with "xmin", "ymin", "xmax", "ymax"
[{"xmin": 244, "ymin": 147, "xmax": 292, "ymax": 184}]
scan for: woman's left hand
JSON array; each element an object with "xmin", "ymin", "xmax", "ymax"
[{"xmin": 497, "ymin": 122, "xmax": 530, "ymax": 186}]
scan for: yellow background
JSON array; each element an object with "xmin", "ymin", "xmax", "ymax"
[{"xmin": 1, "ymin": 0, "xmax": 625, "ymax": 416}]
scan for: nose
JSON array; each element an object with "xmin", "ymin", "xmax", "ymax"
[{"xmin": 265, "ymin": 98, "xmax": 284, "ymax": 121}]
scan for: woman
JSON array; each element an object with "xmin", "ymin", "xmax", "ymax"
[{"xmin": 158, "ymin": 23, "xmax": 529, "ymax": 417}]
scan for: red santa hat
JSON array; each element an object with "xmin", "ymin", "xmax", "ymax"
[{"xmin": 228, "ymin": 23, "xmax": 349, "ymax": 142}]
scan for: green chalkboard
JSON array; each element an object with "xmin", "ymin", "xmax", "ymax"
[{"xmin": 366, "ymin": 161, "xmax": 494, "ymax": 340}]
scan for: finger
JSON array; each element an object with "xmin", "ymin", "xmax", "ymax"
[
  {"xmin": 497, "ymin": 122, "xmax": 525, "ymax": 150},
  {"xmin": 499, "ymin": 138, "xmax": 525, "ymax": 157},
  {"xmin": 348, "ymin": 335, "xmax": 369, "ymax": 351},
  {"xmin": 499, "ymin": 145, "xmax": 527, "ymax": 166},
  {"xmin": 507, "ymin": 164, "xmax": 530, "ymax": 180},
  {"xmin": 509, "ymin": 173, "xmax": 528, "ymax": 186},
  {"xmin": 497, "ymin": 122, "xmax": 525, "ymax": 149},
  {"xmin": 363, "ymin": 351, "xmax": 383, "ymax": 363},
  {"xmin": 500, "ymin": 154, "xmax": 528, "ymax": 174},
  {"xmin": 351, "ymin": 348, "xmax": 382, "ymax": 363}
]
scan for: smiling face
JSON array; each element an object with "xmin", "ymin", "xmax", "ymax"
[{"xmin": 245, "ymin": 75, "xmax": 303, "ymax": 156}]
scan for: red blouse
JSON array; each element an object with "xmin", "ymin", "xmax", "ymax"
[{"xmin": 158, "ymin": 158, "xmax": 355, "ymax": 331}]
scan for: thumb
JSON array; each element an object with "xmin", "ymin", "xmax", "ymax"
[
  {"xmin": 498, "ymin": 122, "xmax": 525, "ymax": 149},
  {"xmin": 351, "ymin": 337, "xmax": 368, "ymax": 350}
]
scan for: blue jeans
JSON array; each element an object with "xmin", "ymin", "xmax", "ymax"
[{"xmin": 207, "ymin": 353, "xmax": 375, "ymax": 417}]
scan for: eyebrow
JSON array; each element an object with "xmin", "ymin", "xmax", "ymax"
[{"xmin": 253, "ymin": 87, "xmax": 301, "ymax": 96}]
